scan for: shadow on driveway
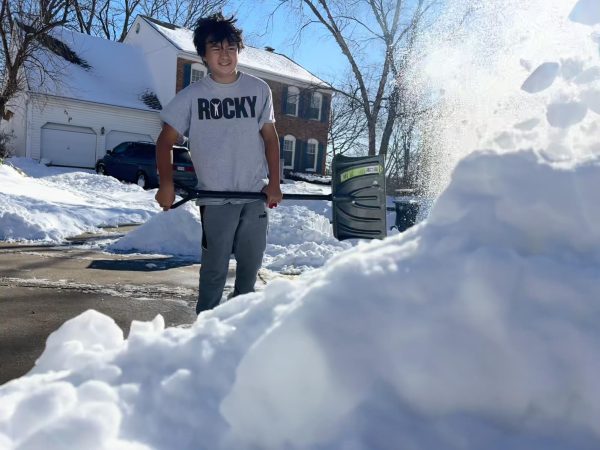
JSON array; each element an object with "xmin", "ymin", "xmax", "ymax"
[{"xmin": 88, "ymin": 257, "xmax": 197, "ymax": 272}]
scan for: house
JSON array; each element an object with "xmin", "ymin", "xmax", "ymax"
[
  {"xmin": 2, "ymin": 27, "xmax": 163, "ymax": 168},
  {"xmin": 3, "ymin": 17, "xmax": 332, "ymax": 175},
  {"xmin": 124, "ymin": 16, "xmax": 332, "ymax": 175}
]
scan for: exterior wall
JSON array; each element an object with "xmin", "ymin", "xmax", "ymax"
[
  {"xmin": 268, "ymin": 79, "xmax": 330, "ymax": 175},
  {"xmin": 176, "ymin": 57, "xmax": 206, "ymax": 93},
  {"xmin": 0, "ymin": 91, "xmax": 28, "ymax": 157},
  {"xmin": 268, "ymin": 79, "xmax": 329, "ymax": 143},
  {"xmin": 124, "ymin": 17, "xmax": 178, "ymax": 107},
  {"xmin": 28, "ymin": 94, "xmax": 161, "ymax": 167}
]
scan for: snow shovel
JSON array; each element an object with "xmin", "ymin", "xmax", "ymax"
[{"xmin": 170, "ymin": 154, "xmax": 387, "ymax": 241}]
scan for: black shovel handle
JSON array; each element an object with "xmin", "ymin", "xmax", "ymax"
[{"xmin": 170, "ymin": 189, "xmax": 333, "ymax": 209}]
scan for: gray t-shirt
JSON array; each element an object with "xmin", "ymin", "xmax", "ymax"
[{"xmin": 160, "ymin": 72, "xmax": 275, "ymax": 204}]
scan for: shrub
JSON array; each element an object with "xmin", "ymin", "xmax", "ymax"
[
  {"xmin": 0, "ymin": 131, "xmax": 14, "ymax": 162},
  {"xmin": 287, "ymin": 171, "xmax": 332, "ymax": 185}
]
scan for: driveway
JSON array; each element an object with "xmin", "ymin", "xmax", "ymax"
[{"xmin": 0, "ymin": 228, "xmax": 255, "ymax": 384}]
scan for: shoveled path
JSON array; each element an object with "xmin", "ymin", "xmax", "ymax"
[{"xmin": 0, "ymin": 228, "xmax": 263, "ymax": 385}]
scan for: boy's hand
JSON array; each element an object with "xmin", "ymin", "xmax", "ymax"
[
  {"xmin": 262, "ymin": 182, "xmax": 283, "ymax": 209},
  {"xmin": 155, "ymin": 183, "xmax": 175, "ymax": 211}
]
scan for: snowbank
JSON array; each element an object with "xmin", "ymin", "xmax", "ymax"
[
  {"xmin": 0, "ymin": 160, "xmax": 158, "ymax": 242},
  {"xmin": 1, "ymin": 149, "xmax": 599, "ymax": 450},
  {"xmin": 107, "ymin": 181, "xmax": 351, "ymax": 272}
]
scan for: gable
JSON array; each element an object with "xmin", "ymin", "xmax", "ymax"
[{"xmin": 137, "ymin": 16, "xmax": 330, "ymax": 89}]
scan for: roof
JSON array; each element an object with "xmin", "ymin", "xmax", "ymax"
[
  {"xmin": 141, "ymin": 16, "xmax": 330, "ymax": 89},
  {"xmin": 28, "ymin": 27, "xmax": 161, "ymax": 111}
]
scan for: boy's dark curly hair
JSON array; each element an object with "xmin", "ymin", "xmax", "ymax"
[{"xmin": 193, "ymin": 13, "xmax": 244, "ymax": 60}]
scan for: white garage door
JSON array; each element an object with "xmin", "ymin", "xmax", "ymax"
[
  {"xmin": 106, "ymin": 131, "xmax": 153, "ymax": 151},
  {"xmin": 41, "ymin": 123, "xmax": 97, "ymax": 168}
]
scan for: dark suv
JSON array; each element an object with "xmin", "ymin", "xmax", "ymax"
[{"xmin": 95, "ymin": 141, "xmax": 197, "ymax": 189}]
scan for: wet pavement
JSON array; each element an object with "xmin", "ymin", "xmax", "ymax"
[{"xmin": 0, "ymin": 230, "xmax": 203, "ymax": 384}]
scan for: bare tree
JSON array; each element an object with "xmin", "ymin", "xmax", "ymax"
[
  {"xmin": 0, "ymin": 0, "xmax": 71, "ymax": 121},
  {"xmin": 384, "ymin": 112, "xmax": 418, "ymax": 192},
  {"xmin": 69, "ymin": 0, "xmax": 99, "ymax": 34},
  {"xmin": 67, "ymin": 0, "xmax": 228, "ymax": 42},
  {"xmin": 381, "ymin": 42, "xmax": 433, "ymax": 192},
  {"xmin": 89, "ymin": 0, "xmax": 144, "ymax": 42},
  {"xmin": 141, "ymin": 0, "xmax": 227, "ymax": 29},
  {"xmin": 328, "ymin": 78, "xmax": 368, "ymax": 158},
  {"xmin": 69, "ymin": 0, "xmax": 136, "ymax": 42},
  {"xmin": 278, "ymin": 0, "xmax": 439, "ymax": 157}
]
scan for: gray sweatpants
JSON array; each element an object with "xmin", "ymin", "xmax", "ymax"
[{"xmin": 197, "ymin": 200, "xmax": 268, "ymax": 313}]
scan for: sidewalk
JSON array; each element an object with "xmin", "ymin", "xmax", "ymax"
[{"xmin": 0, "ymin": 235, "xmax": 204, "ymax": 384}]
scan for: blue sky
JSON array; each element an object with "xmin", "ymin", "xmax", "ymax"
[{"xmin": 225, "ymin": 0, "xmax": 349, "ymax": 84}]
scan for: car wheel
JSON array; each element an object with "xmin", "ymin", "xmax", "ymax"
[
  {"xmin": 96, "ymin": 162, "xmax": 106, "ymax": 175},
  {"xmin": 136, "ymin": 172, "xmax": 148, "ymax": 189}
]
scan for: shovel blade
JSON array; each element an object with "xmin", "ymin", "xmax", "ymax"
[{"xmin": 331, "ymin": 154, "xmax": 387, "ymax": 241}]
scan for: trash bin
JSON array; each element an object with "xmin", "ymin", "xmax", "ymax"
[{"xmin": 391, "ymin": 199, "xmax": 419, "ymax": 232}]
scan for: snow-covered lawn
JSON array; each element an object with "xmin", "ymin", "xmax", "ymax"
[
  {"xmin": 0, "ymin": 156, "xmax": 360, "ymax": 273},
  {"xmin": 1, "ymin": 0, "xmax": 599, "ymax": 449}
]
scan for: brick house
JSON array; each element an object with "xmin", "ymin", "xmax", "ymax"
[{"xmin": 124, "ymin": 16, "xmax": 332, "ymax": 175}]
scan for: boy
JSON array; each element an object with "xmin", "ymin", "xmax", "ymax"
[{"xmin": 155, "ymin": 13, "xmax": 282, "ymax": 314}]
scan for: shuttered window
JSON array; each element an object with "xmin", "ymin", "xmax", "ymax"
[
  {"xmin": 308, "ymin": 92, "xmax": 322, "ymax": 120},
  {"xmin": 286, "ymin": 86, "xmax": 299, "ymax": 116},
  {"xmin": 306, "ymin": 139, "xmax": 318, "ymax": 171},
  {"xmin": 191, "ymin": 69, "xmax": 204, "ymax": 83},
  {"xmin": 283, "ymin": 135, "xmax": 296, "ymax": 168}
]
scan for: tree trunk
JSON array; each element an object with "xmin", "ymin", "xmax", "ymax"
[
  {"xmin": 367, "ymin": 121, "xmax": 377, "ymax": 156},
  {"xmin": 378, "ymin": 84, "xmax": 400, "ymax": 157}
]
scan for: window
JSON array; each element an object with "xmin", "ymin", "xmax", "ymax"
[
  {"xmin": 306, "ymin": 139, "xmax": 318, "ymax": 172},
  {"xmin": 191, "ymin": 63, "xmax": 205, "ymax": 83},
  {"xmin": 112, "ymin": 142, "xmax": 130, "ymax": 155},
  {"xmin": 191, "ymin": 69, "xmax": 204, "ymax": 83},
  {"xmin": 173, "ymin": 146, "xmax": 192, "ymax": 164},
  {"xmin": 135, "ymin": 143, "xmax": 155, "ymax": 160},
  {"xmin": 286, "ymin": 86, "xmax": 299, "ymax": 116},
  {"xmin": 282, "ymin": 135, "xmax": 296, "ymax": 168},
  {"xmin": 308, "ymin": 92, "xmax": 322, "ymax": 120}
]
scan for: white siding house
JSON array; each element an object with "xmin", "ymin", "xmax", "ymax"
[
  {"xmin": 1, "ymin": 27, "xmax": 163, "ymax": 168},
  {"xmin": 27, "ymin": 94, "xmax": 160, "ymax": 167},
  {"xmin": 122, "ymin": 18, "xmax": 179, "ymax": 109}
]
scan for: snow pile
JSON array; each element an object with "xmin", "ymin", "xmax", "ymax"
[
  {"xmin": 263, "ymin": 204, "xmax": 350, "ymax": 273},
  {"xmin": 223, "ymin": 151, "xmax": 600, "ymax": 449},
  {"xmin": 0, "ymin": 159, "xmax": 158, "ymax": 242},
  {"xmin": 108, "ymin": 177, "xmax": 348, "ymax": 272},
  {"xmin": 108, "ymin": 201, "xmax": 350, "ymax": 272},
  {"xmin": 1, "ymin": 149, "xmax": 599, "ymax": 449},
  {"xmin": 108, "ymin": 203, "xmax": 203, "ymax": 258}
]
